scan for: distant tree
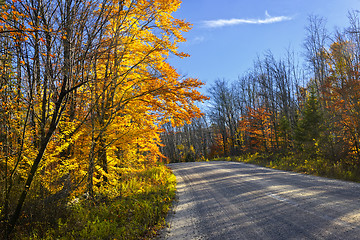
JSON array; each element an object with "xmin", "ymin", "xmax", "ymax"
[{"xmin": 208, "ymin": 79, "xmax": 241, "ymax": 156}]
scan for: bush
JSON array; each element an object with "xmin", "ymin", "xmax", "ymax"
[{"xmin": 12, "ymin": 165, "xmax": 176, "ymax": 240}]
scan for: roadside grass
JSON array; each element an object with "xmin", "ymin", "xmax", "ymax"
[
  {"xmin": 13, "ymin": 164, "xmax": 176, "ymax": 239},
  {"xmin": 211, "ymin": 153, "xmax": 360, "ymax": 182}
]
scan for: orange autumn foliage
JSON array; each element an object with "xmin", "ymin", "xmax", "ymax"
[{"xmin": 239, "ymin": 107, "xmax": 273, "ymax": 153}]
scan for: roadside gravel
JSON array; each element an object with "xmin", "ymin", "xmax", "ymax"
[{"xmin": 159, "ymin": 161, "xmax": 360, "ymax": 240}]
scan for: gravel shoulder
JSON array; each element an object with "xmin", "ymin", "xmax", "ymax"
[{"xmin": 159, "ymin": 161, "xmax": 360, "ymax": 240}]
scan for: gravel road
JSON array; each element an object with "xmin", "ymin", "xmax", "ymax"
[{"xmin": 159, "ymin": 161, "xmax": 360, "ymax": 240}]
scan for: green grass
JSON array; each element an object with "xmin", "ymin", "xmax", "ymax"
[
  {"xmin": 14, "ymin": 165, "xmax": 177, "ymax": 240},
  {"xmin": 212, "ymin": 153, "xmax": 360, "ymax": 182}
]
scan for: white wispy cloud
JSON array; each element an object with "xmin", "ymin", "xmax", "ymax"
[
  {"xmin": 203, "ymin": 11, "xmax": 292, "ymax": 28},
  {"xmin": 193, "ymin": 36, "xmax": 205, "ymax": 43}
]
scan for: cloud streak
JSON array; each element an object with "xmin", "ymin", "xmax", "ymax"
[{"xmin": 203, "ymin": 11, "xmax": 292, "ymax": 28}]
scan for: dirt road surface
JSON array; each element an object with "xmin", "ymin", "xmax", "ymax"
[{"xmin": 159, "ymin": 161, "xmax": 360, "ymax": 240}]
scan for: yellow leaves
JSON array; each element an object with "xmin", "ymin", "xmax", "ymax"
[
  {"xmin": 0, "ymin": 0, "xmax": 205, "ymax": 202},
  {"xmin": 0, "ymin": 84, "xmax": 7, "ymax": 91},
  {"xmin": 177, "ymin": 144, "xmax": 184, "ymax": 150},
  {"xmin": 176, "ymin": 52, "xmax": 190, "ymax": 58},
  {"xmin": 155, "ymin": 0, "xmax": 181, "ymax": 12}
]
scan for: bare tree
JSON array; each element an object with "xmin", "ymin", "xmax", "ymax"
[{"xmin": 303, "ymin": 15, "xmax": 329, "ymax": 105}]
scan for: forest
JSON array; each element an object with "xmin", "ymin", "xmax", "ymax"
[
  {"xmin": 161, "ymin": 12, "xmax": 360, "ymax": 181},
  {"xmin": 0, "ymin": 0, "xmax": 207, "ymax": 238},
  {"xmin": 2, "ymin": 0, "xmax": 360, "ymax": 238}
]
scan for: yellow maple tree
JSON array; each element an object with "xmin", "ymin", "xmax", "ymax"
[{"xmin": 0, "ymin": 0, "xmax": 207, "ymax": 236}]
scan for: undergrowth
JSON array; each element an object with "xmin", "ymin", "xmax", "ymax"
[
  {"xmin": 212, "ymin": 153, "xmax": 360, "ymax": 182},
  {"xmin": 13, "ymin": 165, "xmax": 176, "ymax": 240}
]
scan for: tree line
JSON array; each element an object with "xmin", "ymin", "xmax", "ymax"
[{"xmin": 161, "ymin": 12, "xmax": 360, "ymax": 178}]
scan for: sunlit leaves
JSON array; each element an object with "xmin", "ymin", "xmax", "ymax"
[{"xmin": 0, "ymin": 0, "xmax": 206, "ymax": 234}]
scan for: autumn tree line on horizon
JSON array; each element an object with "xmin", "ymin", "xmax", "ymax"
[
  {"xmin": 0, "ymin": 0, "xmax": 208, "ymax": 237},
  {"xmin": 161, "ymin": 12, "xmax": 360, "ymax": 177}
]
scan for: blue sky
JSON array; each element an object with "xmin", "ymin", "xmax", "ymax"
[{"xmin": 169, "ymin": 0, "xmax": 360, "ymax": 91}]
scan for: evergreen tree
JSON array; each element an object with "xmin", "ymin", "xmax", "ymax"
[{"xmin": 295, "ymin": 87, "xmax": 323, "ymax": 156}]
